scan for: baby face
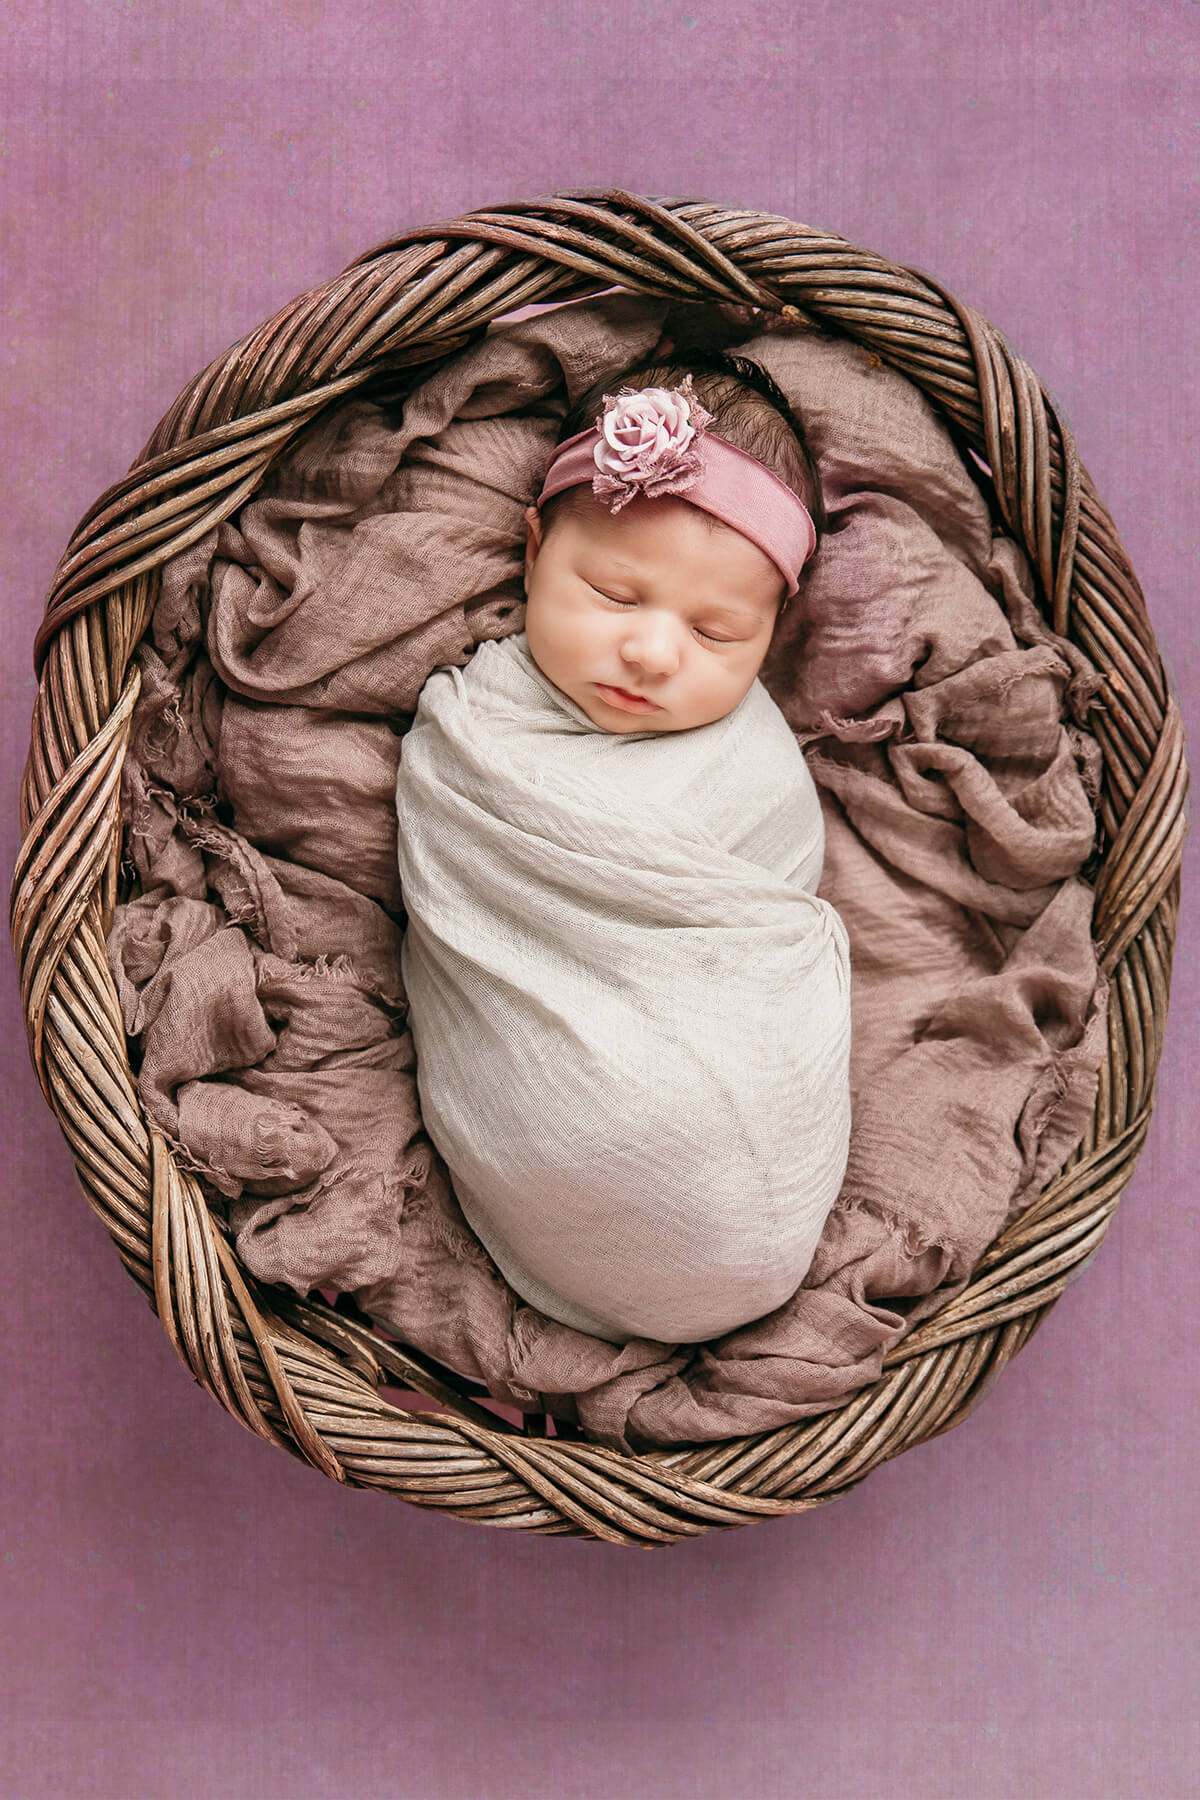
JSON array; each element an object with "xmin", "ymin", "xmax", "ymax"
[{"xmin": 522, "ymin": 491, "xmax": 784, "ymax": 734}]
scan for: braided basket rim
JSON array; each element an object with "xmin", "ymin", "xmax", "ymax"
[{"xmin": 11, "ymin": 190, "xmax": 1189, "ymax": 1546}]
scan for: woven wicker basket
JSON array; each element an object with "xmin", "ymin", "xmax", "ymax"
[{"xmin": 12, "ymin": 191, "xmax": 1188, "ymax": 1546}]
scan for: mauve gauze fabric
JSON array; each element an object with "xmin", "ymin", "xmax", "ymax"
[{"xmin": 106, "ymin": 293, "xmax": 1111, "ymax": 1450}]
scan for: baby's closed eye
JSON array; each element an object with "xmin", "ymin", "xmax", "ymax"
[{"xmin": 590, "ymin": 587, "xmax": 737, "ymax": 647}]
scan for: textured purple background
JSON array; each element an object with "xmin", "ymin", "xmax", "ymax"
[{"xmin": 3, "ymin": 5, "xmax": 1196, "ymax": 1796}]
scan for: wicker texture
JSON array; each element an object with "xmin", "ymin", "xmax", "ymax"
[{"xmin": 11, "ymin": 191, "xmax": 1187, "ymax": 1546}]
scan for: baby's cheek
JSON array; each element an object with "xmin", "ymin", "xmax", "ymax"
[
  {"xmin": 531, "ymin": 590, "xmax": 581, "ymax": 652},
  {"xmin": 523, "ymin": 594, "xmax": 572, "ymax": 680}
]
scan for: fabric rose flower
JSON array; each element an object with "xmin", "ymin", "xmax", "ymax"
[{"xmin": 591, "ymin": 373, "xmax": 715, "ymax": 511}]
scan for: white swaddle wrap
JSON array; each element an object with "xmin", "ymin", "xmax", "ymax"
[{"xmin": 395, "ymin": 630, "xmax": 852, "ymax": 1345}]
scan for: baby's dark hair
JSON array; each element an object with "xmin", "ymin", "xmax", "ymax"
[{"xmin": 541, "ymin": 348, "xmax": 827, "ymax": 596}]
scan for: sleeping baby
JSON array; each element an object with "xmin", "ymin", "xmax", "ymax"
[{"xmin": 393, "ymin": 354, "xmax": 852, "ymax": 1345}]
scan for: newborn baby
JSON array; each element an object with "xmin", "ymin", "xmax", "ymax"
[{"xmin": 394, "ymin": 355, "xmax": 852, "ymax": 1345}]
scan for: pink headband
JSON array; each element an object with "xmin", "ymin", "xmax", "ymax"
[{"xmin": 535, "ymin": 374, "xmax": 817, "ymax": 600}]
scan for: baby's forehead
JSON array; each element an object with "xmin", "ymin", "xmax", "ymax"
[{"xmin": 540, "ymin": 488, "xmax": 785, "ymax": 614}]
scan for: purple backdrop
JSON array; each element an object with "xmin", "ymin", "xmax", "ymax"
[{"xmin": 3, "ymin": 5, "xmax": 1196, "ymax": 1796}]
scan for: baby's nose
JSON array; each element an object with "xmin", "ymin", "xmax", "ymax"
[{"xmin": 623, "ymin": 614, "xmax": 681, "ymax": 672}]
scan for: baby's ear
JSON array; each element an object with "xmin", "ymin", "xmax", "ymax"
[{"xmin": 524, "ymin": 504, "xmax": 544, "ymax": 571}]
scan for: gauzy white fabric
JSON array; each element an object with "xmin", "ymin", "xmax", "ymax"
[{"xmin": 394, "ymin": 629, "xmax": 853, "ymax": 1345}]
